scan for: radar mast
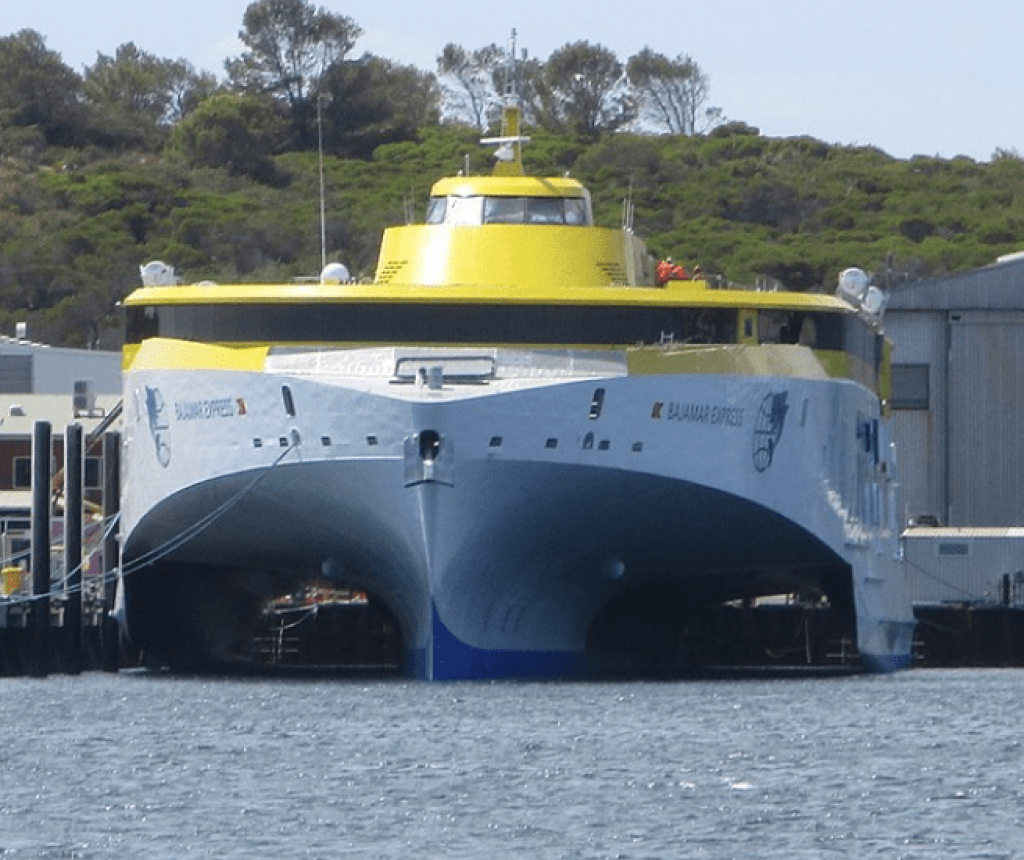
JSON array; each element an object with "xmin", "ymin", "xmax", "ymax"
[{"xmin": 481, "ymin": 29, "xmax": 530, "ymax": 176}]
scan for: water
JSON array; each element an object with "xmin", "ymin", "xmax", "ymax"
[{"xmin": 0, "ymin": 669, "xmax": 1020, "ymax": 859}]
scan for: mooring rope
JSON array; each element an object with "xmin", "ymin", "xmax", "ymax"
[
  {"xmin": 2, "ymin": 440, "xmax": 299, "ymax": 607},
  {"xmin": 901, "ymin": 554, "xmax": 987, "ymax": 602}
]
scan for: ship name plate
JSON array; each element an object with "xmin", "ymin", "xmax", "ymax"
[
  {"xmin": 651, "ymin": 401, "xmax": 744, "ymax": 427},
  {"xmin": 174, "ymin": 397, "xmax": 244, "ymax": 421}
]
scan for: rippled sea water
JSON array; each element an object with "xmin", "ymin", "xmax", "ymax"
[{"xmin": 0, "ymin": 668, "xmax": 1021, "ymax": 859}]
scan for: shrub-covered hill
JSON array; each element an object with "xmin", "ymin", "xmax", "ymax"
[{"xmin": 3, "ymin": 122, "xmax": 1024, "ymax": 349}]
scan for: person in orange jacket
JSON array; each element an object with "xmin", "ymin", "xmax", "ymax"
[{"xmin": 656, "ymin": 257, "xmax": 689, "ymax": 286}]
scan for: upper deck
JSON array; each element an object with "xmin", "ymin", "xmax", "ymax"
[{"xmin": 121, "ymin": 100, "xmax": 890, "ymax": 396}]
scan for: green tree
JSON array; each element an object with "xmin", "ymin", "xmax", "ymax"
[
  {"xmin": 626, "ymin": 48, "xmax": 719, "ymax": 135},
  {"xmin": 165, "ymin": 60, "xmax": 221, "ymax": 123},
  {"xmin": 0, "ymin": 29, "xmax": 85, "ymax": 146},
  {"xmin": 169, "ymin": 93, "xmax": 285, "ymax": 181},
  {"xmin": 322, "ymin": 56, "xmax": 439, "ymax": 158},
  {"xmin": 84, "ymin": 43, "xmax": 181, "ymax": 149},
  {"xmin": 226, "ymin": 0, "xmax": 361, "ymax": 147},
  {"xmin": 85, "ymin": 44, "xmax": 175, "ymax": 124},
  {"xmin": 538, "ymin": 41, "xmax": 634, "ymax": 136}
]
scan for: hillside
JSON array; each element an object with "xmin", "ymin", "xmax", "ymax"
[{"xmin": 3, "ymin": 123, "xmax": 1024, "ymax": 349}]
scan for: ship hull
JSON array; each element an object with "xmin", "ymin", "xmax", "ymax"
[{"xmin": 119, "ymin": 348, "xmax": 915, "ymax": 678}]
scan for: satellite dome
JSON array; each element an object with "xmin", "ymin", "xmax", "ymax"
[
  {"xmin": 320, "ymin": 262, "xmax": 351, "ymax": 284},
  {"xmin": 836, "ymin": 267, "xmax": 870, "ymax": 305},
  {"xmin": 861, "ymin": 285, "xmax": 888, "ymax": 317},
  {"xmin": 140, "ymin": 261, "xmax": 179, "ymax": 286}
]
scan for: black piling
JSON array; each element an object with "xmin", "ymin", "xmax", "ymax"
[
  {"xmin": 101, "ymin": 431, "xmax": 121, "ymax": 672},
  {"xmin": 63, "ymin": 422, "xmax": 84, "ymax": 675},
  {"xmin": 30, "ymin": 421, "xmax": 51, "ymax": 678}
]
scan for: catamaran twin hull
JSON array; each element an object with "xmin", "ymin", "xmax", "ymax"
[{"xmin": 119, "ymin": 347, "xmax": 915, "ymax": 678}]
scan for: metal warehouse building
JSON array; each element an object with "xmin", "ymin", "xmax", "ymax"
[{"xmin": 886, "ymin": 253, "xmax": 1024, "ymax": 528}]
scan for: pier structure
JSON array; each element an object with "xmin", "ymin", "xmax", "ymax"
[
  {"xmin": 1, "ymin": 332, "xmax": 124, "ymax": 675},
  {"xmin": 1, "ymin": 411, "xmax": 123, "ymax": 677}
]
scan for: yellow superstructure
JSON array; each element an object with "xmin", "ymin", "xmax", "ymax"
[{"xmin": 122, "ymin": 103, "xmax": 889, "ymax": 399}]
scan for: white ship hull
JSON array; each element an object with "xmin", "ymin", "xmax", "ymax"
[{"xmin": 119, "ymin": 346, "xmax": 915, "ymax": 678}]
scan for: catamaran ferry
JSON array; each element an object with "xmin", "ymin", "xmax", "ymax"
[{"xmin": 116, "ymin": 104, "xmax": 914, "ymax": 678}]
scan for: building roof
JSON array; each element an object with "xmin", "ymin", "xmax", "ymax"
[
  {"xmin": 0, "ymin": 492, "xmax": 31, "ymax": 514},
  {"xmin": 0, "ymin": 336, "xmax": 121, "ymax": 396},
  {"xmin": 904, "ymin": 527, "xmax": 1024, "ymax": 539},
  {"xmin": 888, "ymin": 255, "xmax": 1024, "ymax": 311},
  {"xmin": 0, "ymin": 394, "xmax": 122, "ymax": 438}
]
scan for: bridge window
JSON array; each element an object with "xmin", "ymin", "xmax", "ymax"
[
  {"xmin": 425, "ymin": 195, "xmax": 592, "ymax": 226},
  {"xmin": 484, "ymin": 197, "xmax": 525, "ymax": 224},
  {"xmin": 445, "ymin": 195, "xmax": 484, "ymax": 225},
  {"xmin": 526, "ymin": 198, "xmax": 566, "ymax": 224},
  {"xmin": 424, "ymin": 197, "xmax": 446, "ymax": 224},
  {"xmin": 127, "ymin": 303, "xmax": 735, "ymax": 346}
]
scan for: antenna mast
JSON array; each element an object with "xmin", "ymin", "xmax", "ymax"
[
  {"xmin": 504, "ymin": 28, "xmax": 517, "ymax": 102},
  {"xmin": 318, "ymin": 97, "xmax": 327, "ymax": 271},
  {"xmin": 481, "ymin": 29, "xmax": 530, "ymax": 176}
]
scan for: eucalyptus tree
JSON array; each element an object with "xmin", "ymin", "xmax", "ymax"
[
  {"xmin": 436, "ymin": 43, "xmax": 503, "ymax": 130},
  {"xmin": 163, "ymin": 61, "xmax": 221, "ymax": 123},
  {"xmin": 539, "ymin": 41, "xmax": 634, "ymax": 136},
  {"xmin": 226, "ymin": 0, "xmax": 362, "ymax": 147},
  {"xmin": 437, "ymin": 41, "xmax": 548, "ymax": 133},
  {"xmin": 626, "ymin": 48, "xmax": 719, "ymax": 135}
]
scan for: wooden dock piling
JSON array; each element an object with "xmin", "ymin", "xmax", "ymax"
[
  {"xmin": 100, "ymin": 432, "xmax": 120, "ymax": 672},
  {"xmin": 30, "ymin": 421, "xmax": 51, "ymax": 678},
  {"xmin": 63, "ymin": 422, "xmax": 84, "ymax": 675}
]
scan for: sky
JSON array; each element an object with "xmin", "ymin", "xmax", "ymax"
[{"xmin": 7, "ymin": 0, "xmax": 1023, "ymax": 161}]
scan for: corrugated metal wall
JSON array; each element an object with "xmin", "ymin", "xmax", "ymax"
[
  {"xmin": 947, "ymin": 311, "xmax": 1024, "ymax": 525},
  {"xmin": 887, "ymin": 259, "xmax": 1024, "ymax": 527},
  {"xmin": 889, "ymin": 311, "xmax": 947, "ymax": 523}
]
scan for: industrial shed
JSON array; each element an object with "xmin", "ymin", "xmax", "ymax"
[{"xmin": 886, "ymin": 253, "xmax": 1024, "ymax": 527}]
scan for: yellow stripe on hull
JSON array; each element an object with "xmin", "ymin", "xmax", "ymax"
[
  {"xmin": 124, "ymin": 338, "xmax": 269, "ymax": 372},
  {"xmin": 124, "ymin": 336, "xmax": 874, "ymax": 390}
]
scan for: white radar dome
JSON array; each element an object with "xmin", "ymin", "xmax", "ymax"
[
  {"xmin": 140, "ymin": 260, "xmax": 180, "ymax": 286},
  {"xmin": 836, "ymin": 267, "xmax": 870, "ymax": 305},
  {"xmin": 861, "ymin": 285, "xmax": 888, "ymax": 318},
  {"xmin": 320, "ymin": 262, "xmax": 351, "ymax": 284}
]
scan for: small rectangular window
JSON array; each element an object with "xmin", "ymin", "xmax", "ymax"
[
  {"xmin": 282, "ymin": 385, "xmax": 296, "ymax": 417},
  {"xmin": 12, "ymin": 457, "xmax": 31, "ymax": 489},
  {"xmin": 891, "ymin": 364, "xmax": 930, "ymax": 410}
]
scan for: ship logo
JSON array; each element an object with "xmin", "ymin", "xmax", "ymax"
[
  {"xmin": 145, "ymin": 386, "xmax": 171, "ymax": 467},
  {"xmin": 752, "ymin": 391, "xmax": 789, "ymax": 472}
]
